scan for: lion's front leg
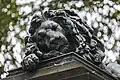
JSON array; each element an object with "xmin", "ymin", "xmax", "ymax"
[
  {"xmin": 21, "ymin": 53, "xmax": 40, "ymax": 71},
  {"xmin": 21, "ymin": 42, "xmax": 43, "ymax": 71}
]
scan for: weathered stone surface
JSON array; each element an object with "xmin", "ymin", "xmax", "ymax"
[
  {"xmin": 1, "ymin": 53, "xmax": 118, "ymax": 80},
  {"xmin": 2, "ymin": 9, "xmax": 120, "ymax": 79},
  {"xmin": 21, "ymin": 9, "xmax": 105, "ymax": 71}
]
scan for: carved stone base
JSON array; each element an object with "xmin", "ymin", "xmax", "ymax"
[{"xmin": 2, "ymin": 53, "xmax": 118, "ymax": 80}]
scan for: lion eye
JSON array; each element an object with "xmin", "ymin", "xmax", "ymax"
[{"xmin": 37, "ymin": 29, "xmax": 46, "ymax": 38}]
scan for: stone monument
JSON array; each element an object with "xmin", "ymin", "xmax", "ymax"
[{"xmin": 20, "ymin": 9, "xmax": 120, "ymax": 78}]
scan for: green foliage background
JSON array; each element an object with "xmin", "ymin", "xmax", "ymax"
[{"xmin": 0, "ymin": 0, "xmax": 120, "ymax": 78}]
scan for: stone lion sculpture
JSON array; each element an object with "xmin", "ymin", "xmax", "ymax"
[{"xmin": 21, "ymin": 9, "xmax": 120, "ymax": 77}]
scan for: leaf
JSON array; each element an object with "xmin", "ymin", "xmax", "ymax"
[
  {"xmin": 107, "ymin": 27, "xmax": 112, "ymax": 39},
  {"xmin": 15, "ymin": 34, "xmax": 25, "ymax": 46},
  {"xmin": 0, "ymin": 65, "xmax": 4, "ymax": 75},
  {"xmin": 112, "ymin": 11, "xmax": 120, "ymax": 19}
]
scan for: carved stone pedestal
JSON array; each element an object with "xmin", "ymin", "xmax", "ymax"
[{"xmin": 1, "ymin": 53, "xmax": 118, "ymax": 80}]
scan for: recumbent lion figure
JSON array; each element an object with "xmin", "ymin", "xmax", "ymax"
[
  {"xmin": 21, "ymin": 9, "xmax": 120, "ymax": 77},
  {"xmin": 21, "ymin": 9, "xmax": 105, "ymax": 70}
]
